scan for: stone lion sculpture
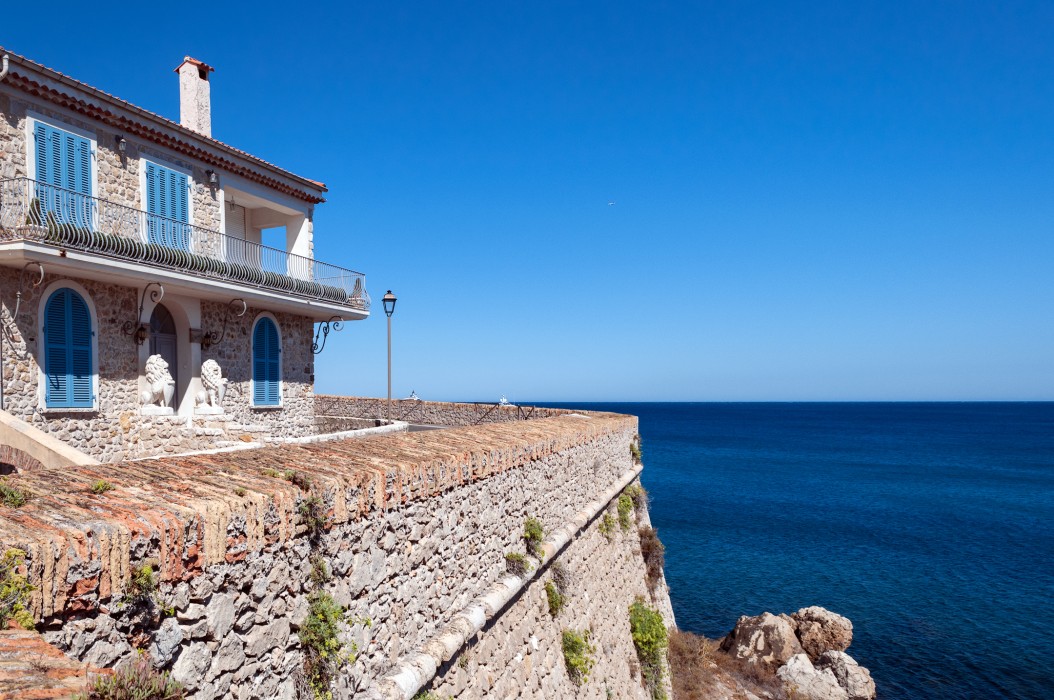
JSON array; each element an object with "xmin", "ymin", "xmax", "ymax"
[
  {"xmin": 141, "ymin": 354, "xmax": 175, "ymax": 407},
  {"xmin": 196, "ymin": 359, "xmax": 227, "ymax": 408}
]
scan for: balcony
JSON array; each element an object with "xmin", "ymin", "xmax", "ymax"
[{"xmin": 0, "ymin": 178, "xmax": 369, "ymax": 311}]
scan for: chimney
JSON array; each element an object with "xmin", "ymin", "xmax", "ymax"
[{"xmin": 174, "ymin": 57, "xmax": 214, "ymax": 137}]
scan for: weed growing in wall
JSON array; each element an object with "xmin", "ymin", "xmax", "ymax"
[
  {"xmin": 74, "ymin": 652, "xmax": 185, "ymax": 700},
  {"xmin": 618, "ymin": 494, "xmax": 634, "ymax": 532},
  {"xmin": 638, "ymin": 527, "xmax": 666, "ymax": 593},
  {"xmin": 599, "ymin": 512, "xmax": 617, "ymax": 540},
  {"xmin": 286, "ymin": 470, "xmax": 314, "ymax": 491},
  {"xmin": 562, "ymin": 629, "xmax": 596, "ymax": 685},
  {"xmin": 298, "ymin": 495, "xmax": 329, "ymax": 540},
  {"xmin": 127, "ymin": 562, "xmax": 159, "ymax": 604},
  {"xmin": 505, "ymin": 553, "xmax": 533, "ymax": 577},
  {"xmin": 545, "ymin": 581, "xmax": 566, "ymax": 618},
  {"xmin": 629, "ymin": 597, "xmax": 669, "ymax": 700},
  {"xmin": 630, "ymin": 436, "xmax": 642, "ymax": 464},
  {"xmin": 0, "ymin": 478, "xmax": 29, "ymax": 507},
  {"xmin": 524, "ymin": 517, "xmax": 545, "ymax": 557},
  {"xmin": 234, "ymin": 487, "xmax": 247, "ymax": 497},
  {"xmin": 412, "ymin": 691, "xmax": 451, "ymax": 700},
  {"xmin": 0, "ymin": 548, "xmax": 34, "ymax": 630},
  {"xmin": 89, "ymin": 479, "xmax": 114, "ymax": 495},
  {"xmin": 76, "ymin": 653, "xmax": 184, "ymax": 699},
  {"xmin": 300, "ymin": 589, "xmax": 358, "ymax": 700},
  {"xmin": 309, "ymin": 554, "xmax": 331, "ymax": 587},
  {"xmin": 624, "ymin": 484, "xmax": 648, "ymax": 513}
]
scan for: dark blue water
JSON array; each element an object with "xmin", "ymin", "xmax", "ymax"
[{"xmin": 543, "ymin": 402, "xmax": 1054, "ymax": 699}]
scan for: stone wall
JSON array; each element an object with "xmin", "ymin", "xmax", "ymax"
[
  {"xmin": 316, "ymin": 394, "xmax": 573, "ymax": 427},
  {"xmin": 0, "ymin": 409, "xmax": 661, "ymax": 699},
  {"xmin": 0, "ymin": 269, "xmax": 317, "ymax": 461}
]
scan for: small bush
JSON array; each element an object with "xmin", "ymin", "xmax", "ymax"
[
  {"xmin": 505, "ymin": 553, "xmax": 533, "ymax": 577},
  {"xmin": 286, "ymin": 470, "xmax": 314, "ymax": 491},
  {"xmin": 300, "ymin": 589, "xmax": 357, "ymax": 700},
  {"xmin": 599, "ymin": 512, "xmax": 616, "ymax": 540},
  {"xmin": 545, "ymin": 580, "xmax": 566, "ymax": 618},
  {"xmin": 523, "ymin": 517, "xmax": 545, "ymax": 557},
  {"xmin": 630, "ymin": 439, "xmax": 642, "ymax": 464},
  {"xmin": 550, "ymin": 561, "xmax": 572, "ymax": 592},
  {"xmin": 0, "ymin": 478, "xmax": 29, "ymax": 507},
  {"xmin": 412, "ymin": 692, "xmax": 449, "ymax": 700},
  {"xmin": 562, "ymin": 629, "xmax": 596, "ymax": 685},
  {"xmin": 639, "ymin": 527, "xmax": 666, "ymax": 593},
  {"xmin": 309, "ymin": 555, "xmax": 331, "ymax": 587},
  {"xmin": 90, "ymin": 480, "xmax": 114, "ymax": 495},
  {"xmin": 624, "ymin": 484, "xmax": 648, "ymax": 513},
  {"xmin": 298, "ymin": 496, "xmax": 328, "ymax": 539},
  {"xmin": 234, "ymin": 486, "xmax": 247, "ymax": 497},
  {"xmin": 0, "ymin": 548, "xmax": 34, "ymax": 629},
  {"xmin": 668, "ymin": 629, "xmax": 716, "ymax": 700},
  {"xmin": 629, "ymin": 597, "xmax": 668, "ymax": 700},
  {"xmin": 262, "ymin": 468, "xmax": 281, "ymax": 478},
  {"xmin": 127, "ymin": 562, "xmax": 158, "ymax": 604},
  {"xmin": 618, "ymin": 494, "xmax": 634, "ymax": 531},
  {"xmin": 75, "ymin": 652, "xmax": 185, "ymax": 699}
]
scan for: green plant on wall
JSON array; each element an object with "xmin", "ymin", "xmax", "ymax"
[
  {"xmin": 89, "ymin": 479, "xmax": 114, "ymax": 495},
  {"xmin": 0, "ymin": 548, "xmax": 34, "ymax": 630},
  {"xmin": 630, "ymin": 436, "xmax": 642, "ymax": 464},
  {"xmin": 74, "ymin": 652, "xmax": 185, "ymax": 700},
  {"xmin": 618, "ymin": 494, "xmax": 634, "ymax": 531},
  {"xmin": 624, "ymin": 484, "xmax": 647, "ymax": 513},
  {"xmin": 523, "ymin": 517, "xmax": 545, "ymax": 557},
  {"xmin": 545, "ymin": 580, "xmax": 566, "ymax": 618},
  {"xmin": 599, "ymin": 512, "xmax": 616, "ymax": 540},
  {"xmin": 505, "ymin": 553, "xmax": 533, "ymax": 577},
  {"xmin": 562, "ymin": 629, "xmax": 596, "ymax": 685},
  {"xmin": 0, "ymin": 478, "xmax": 30, "ymax": 508},
  {"xmin": 629, "ymin": 597, "xmax": 669, "ymax": 700},
  {"xmin": 300, "ymin": 589, "xmax": 358, "ymax": 700}
]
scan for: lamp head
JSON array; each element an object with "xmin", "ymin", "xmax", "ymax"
[{"xmin": 382, "ymin": 290, "xmax": 397, "ymax": 317}]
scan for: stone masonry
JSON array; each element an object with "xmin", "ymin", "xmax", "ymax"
[{"xmin": 0, "ymin": 408, "xmax": 671, "ymax": 699}]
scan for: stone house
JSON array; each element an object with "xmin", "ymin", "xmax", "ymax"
[{"xmin": 0, "ymin": 49, "xmax": 370, "ymax": 462}]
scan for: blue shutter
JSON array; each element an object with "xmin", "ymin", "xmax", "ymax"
[
  {"xmin": 253, "ymin": 318, "xmax": 280, "ymax": 406},
  {"xmin": 34, "ymin": 123, "xmax": 92, "ymax": 227},
  {"xmin": 145, "ymin": 161, "xmax": 189, "ymax": 249},
  {"xmin": 44, "ymin": 289, "xmax": 93, "ymax": 408}
]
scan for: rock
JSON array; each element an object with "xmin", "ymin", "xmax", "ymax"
[
  {"xmin": 719, "ymin": 612, "xmax": 804, "ymax": 670},
  {"xmin": 245, "ymin": 618, "xmax": 290, "ymax": 657},
  {"xmin": 777, "ymin": 654, "xmax": 848, "ymax": 700},
  {"xmin": 206, "ymin": 593, "xmax": 236, "ymax": 639},
  {"xmin": 172, "ymin": 641, "xmax": 211, "ymax": 690},
  {"xmin": 816, "ymin": 651, "xmax": 876, "ymax": 700},
  {"xmin": 792, "ymin": 607, "xmax": 854, "ymax": 660},
  {"xmin": 149, "ymin": 617, "xmax": 184, "ymax": 666}
]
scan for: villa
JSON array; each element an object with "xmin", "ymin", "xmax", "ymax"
[{"xmin": 0, "ymin": 49, "xmax": 370, "ymax": 462}]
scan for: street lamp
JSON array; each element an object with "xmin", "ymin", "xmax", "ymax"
[{"xmin": 383, "ymin": 290, "xmax": 397, "ymax": 421}]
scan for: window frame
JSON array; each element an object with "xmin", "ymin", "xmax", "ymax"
[{"xmin": 25, "ymin": 112, "xmax": 98, "ymax": 199}]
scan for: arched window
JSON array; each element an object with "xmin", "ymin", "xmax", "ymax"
[
  {"xmin": 252, "ymin": 317, "xmax": 281, "ymax": 406},
  {"xmin": 44, "ymin": 288, "xmax": 94, "ymax": 408}
]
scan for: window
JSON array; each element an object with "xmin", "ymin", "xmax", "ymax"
[
  {"xmin": 43, "ymin": 288, "xmax": 94, "ymax": 408},
  {"xmin": 252, "ymin": 317, "xmax": 281, "ymax": 406},
  {"xmin": 32, "ymin": 121, "xmax": 94, "ymax": 230},
  {"xmin": 144, "ymin": 161, "xmax": 190, "ymax": 250}
]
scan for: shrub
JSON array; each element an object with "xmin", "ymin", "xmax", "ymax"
[
  {"xmin": 599, "ymin": 513, "xmax": 616, "ymax": 540},
  {"xmin": 298, "ymin": 496, "xmax": 328, "ymax": 540},
  {"xmin": 550, "ymin": 561, "xmax": 572, "ymax": 593},
  {"xmin": 618, "ymin": 494, "xmax": 634, "ymax": 531},
  {"xmin": 234, "ymin": 487, "xmax": 247, "ymax": 497},
  {"xmin": 0, "ymin": 478, "xmax": 29, "ymax": 507},
  {"xmin": 262, "ymin": 468, "xmax": 281, "ymax": 478},
  {"xmin": 309, "ymin": 555, "xmax": 331, "ymax": 587},
  {"xmin": 127, "ymin": 562, "xmax": 158, "ymax": 604},
  {"xmin": 562, "ymin": 629, "xmax": 596, "ymax": 685},
  {"xmin": 629, "ymin": 597, "xmax": 669, "ymax": 700},
  {"xmin": 630, "ymin": 438, "xmax": 642, "ymax": 464},
  {"xmin": 90, "ymin": 480, "xmax": 114, "ymax": 495},
  {"xmin": 74, "ymin": 653, "xmax": 185, "ymax": 700},
  {"xmin": 624, "ymin": 484, "xmax": 648, "ymax": 513},
  {"xmin": 668, "ymin": 629, "xmax": 716, "ymax": 700},
  {"xmin": 523, "ymin": 517, "xmax": 545, "ymax": 557},
  {"xmin": 639, "ymin": 527, "xmax": 666, "ymax": 593},
  {"xmin": 545, "ymin": 580, "xmax": 566, "ymax": 618},
  {"xmin": 300, "ymin": 589, "xmax": 357, "ymax": 700},
  {"xmin": 0, "ymin": 549, "xmax": 34, "ymax": 630},
  {"xmin": 412, "ymin": 692, "xmax": 449, "ymax": 700},
  {"xmin": 286, "ymin": 470, "xmax": 314, "ymax": 491},
  {"xmin": 505, "ymin": 553, "xmax": 532, "ymax": 577}
]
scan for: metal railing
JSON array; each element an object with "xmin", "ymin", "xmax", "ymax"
[{"xmin": 0, "ymin": 177, "xmax": 370, "ymax": 310}]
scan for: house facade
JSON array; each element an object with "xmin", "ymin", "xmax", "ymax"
[{"xmin": 0, "ymin": 50, "xmax": 369, "ymax": 462}]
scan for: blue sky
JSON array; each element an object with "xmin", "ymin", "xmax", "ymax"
[{"xmin": 5, "ymin": 1, "xmax": 1053, "ymax": 400}]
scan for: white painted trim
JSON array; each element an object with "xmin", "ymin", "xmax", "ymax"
[
  {"xmin": 24, "ymin": 112, "xmax": 99, "ymax": 200},
  {"xmin": 35, "ymin": 280, "xmax": 100, "ymax": 412},
  {"xmin": 249, "ymin": 312, "xmax": 283, "ymax": 408}
]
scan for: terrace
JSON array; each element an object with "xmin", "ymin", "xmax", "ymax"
[{"xmin": 0, "ymin": 177, "xmax": 369, "ymax": 317}]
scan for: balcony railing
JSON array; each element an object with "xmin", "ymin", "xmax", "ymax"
[{"xmin": 0, "ymin": 178, "xmax": 369, "ymax": 311}]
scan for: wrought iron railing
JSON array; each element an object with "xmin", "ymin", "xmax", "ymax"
[{"xmin": 0, "ymin": 178, "xmax": 370, "ymax": 310}]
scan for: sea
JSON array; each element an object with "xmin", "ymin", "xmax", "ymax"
[{"xmin": 542, "ymin": 402, "xmax": 1054, "ymax": 700}]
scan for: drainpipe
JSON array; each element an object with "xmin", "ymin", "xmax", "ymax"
[{"xmin": 0, "ymin": 54, "xmax": 9, "ymax": 82}]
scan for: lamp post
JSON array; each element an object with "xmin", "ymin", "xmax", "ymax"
[{"xmin": 383, "ymin": 290, "xmax": 397, "ymax": 421}]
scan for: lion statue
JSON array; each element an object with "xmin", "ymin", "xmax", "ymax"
[
  {"xmin": 196, "ymin": 359, "xmax": 227, "ymax": 408},
  {"xmin": 140, "ymin": 354, "xmax": 175, "ymax": 407}
]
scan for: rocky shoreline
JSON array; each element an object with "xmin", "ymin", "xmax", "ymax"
[{"xmin": 669, "ymin": 606, "xmax": 876, "ymax": 700}]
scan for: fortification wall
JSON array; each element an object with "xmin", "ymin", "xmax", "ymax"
[
  {"xmin": 0, "ymin": 407, "xmax": 670, "ymax": 700},
  {"xmin": 315, "ymin": 394, "xmax": 573, "ymax": 427}
]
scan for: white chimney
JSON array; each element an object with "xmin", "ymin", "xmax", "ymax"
[{"xmin": 175, "ymin": 57, "xmax": 214, "ymax": 137}]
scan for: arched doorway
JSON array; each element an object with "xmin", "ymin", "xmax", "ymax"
[{"xmin": 149, "ymin": 304, "xmax": 178, "ymax": 406}]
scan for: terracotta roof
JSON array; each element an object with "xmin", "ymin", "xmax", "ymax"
[
  {"xmin": 174, "ymin": 56, "xmax": 214, "ymax": 74},
  {"xmin": 0, "ymin": 47, "xmax": 327, "ymax": 203}
]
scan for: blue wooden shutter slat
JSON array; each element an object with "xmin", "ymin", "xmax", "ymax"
[
  {"xmin": 253, "ymin": 319, "xmax": 280, "ymax": 406},
  {"xmin": 69, "ymin": 293, "xmax": 93, "ymax": 407},
  {"xmin": 44, "ymin": 289, "xmax": 93, "ymax": 408},
  {"xmin": 44, "ymin": 290, "xmax": 70, "ymax": 406},
  {"xmin": 265, "ymin": 321, "xmax": 279, "ymax": 404}
]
